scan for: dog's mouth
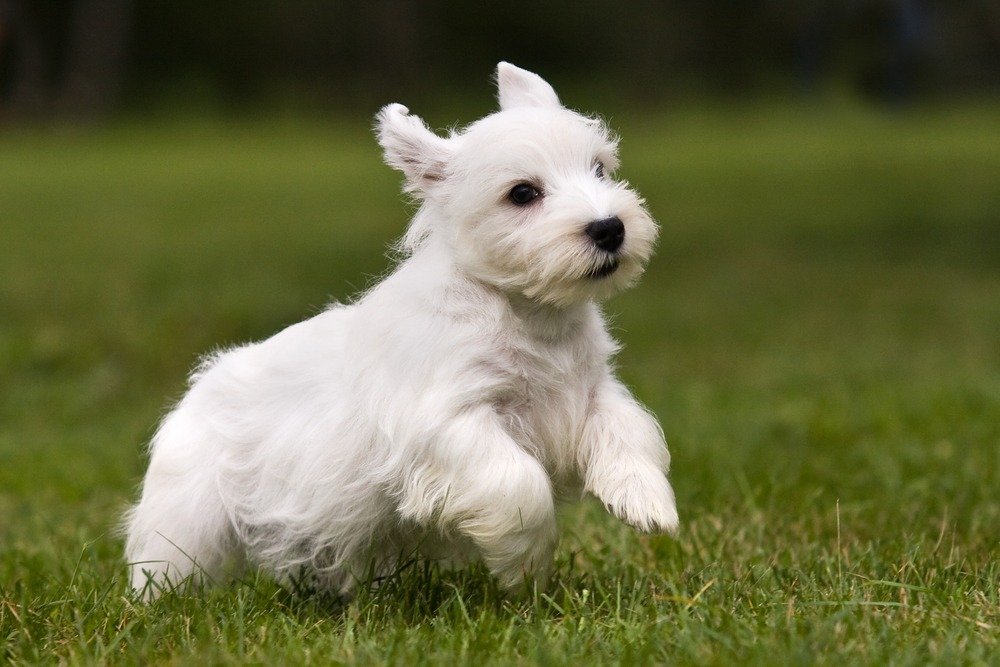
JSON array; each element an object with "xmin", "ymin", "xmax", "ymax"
[{"xmin": 586, "ymin": 257, "xmax": 620, "ymax": 279}]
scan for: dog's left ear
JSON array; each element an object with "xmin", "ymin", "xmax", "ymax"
[
  {"xmin": 376, "ymin": 103, "xmax": 454, "ymax": 194},
  {"xmin": 496, "ymin": 62, "xmax": 561, "ymax": 110}
]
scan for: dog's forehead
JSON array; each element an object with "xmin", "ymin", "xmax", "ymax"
[{"xmin": 458, "ymin": 108, "xmax": 616, "ymax": 167}]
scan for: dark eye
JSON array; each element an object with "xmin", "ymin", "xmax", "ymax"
[
  {"xmin": 595, "ymin": 161, "xmax": 605, "ymax": 178},
  {"xmin": 509, "ymin": 183, "xmax": 540, "ymax": 206}
]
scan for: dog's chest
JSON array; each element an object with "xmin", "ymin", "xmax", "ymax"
[{"xmin": 486, "ymin": 334, "xmax": 597, "ymax": 476}]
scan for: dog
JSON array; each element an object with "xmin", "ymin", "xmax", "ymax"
[{"xmin": 124, "ymin": 62, "xmax": 678, "ymax": 600}]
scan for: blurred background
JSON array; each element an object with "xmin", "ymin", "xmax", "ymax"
[
  {"xmin": 1, "ymin": 1, "xmax": 999, "ymax": 118},
  {"xmin": 1, "ymin": 3, "xmax": 998, "ymax": 645}
]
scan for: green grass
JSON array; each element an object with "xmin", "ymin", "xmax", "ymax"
[{"xmin": 1, "ymin": 102, "xmax": 998, "ymax": 664}]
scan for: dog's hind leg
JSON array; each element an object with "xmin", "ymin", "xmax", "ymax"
[
  {"xmin": 124, "ymin": 471, "xmax": 241, "ymax": 600},
  {"xmin": 123, "ymin": 414, "xmax": 242, "ymax": 600}
]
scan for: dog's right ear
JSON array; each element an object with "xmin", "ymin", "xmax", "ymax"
[{"xmin": 376, "ymin": 103, "xmax": 453, "ymax": 194}]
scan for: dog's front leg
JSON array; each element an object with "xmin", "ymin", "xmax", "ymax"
[
  {"xmin": 579, "ymin": 377, "xmax": 679, "ymax": 534},
  {"xmin": 398, "ymin": 406, "xmax": 558, "ymax": 589}
]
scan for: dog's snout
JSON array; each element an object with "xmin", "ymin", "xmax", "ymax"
[{"xmin": 585, "ymin": 217, "xmax": 625, "ymax": 253}]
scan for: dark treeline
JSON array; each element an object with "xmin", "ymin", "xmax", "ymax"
[{"xmin": 1, "ymin": 0, "xmax": 998, "ymax": 118}]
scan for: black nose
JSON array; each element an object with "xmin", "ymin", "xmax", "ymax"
[{"xmin": 585, "ymin": 216, "xmax": 625, "ymax": 253}]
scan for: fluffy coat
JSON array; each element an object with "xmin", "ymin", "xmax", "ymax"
[{"xmin": 124, "ymin": 63, "xmax": 678, "ymax": 599}]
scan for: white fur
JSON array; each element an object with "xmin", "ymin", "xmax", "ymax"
[{"xmin": 124, "ymin": 62, "xmax": 678, "ymax": 600}]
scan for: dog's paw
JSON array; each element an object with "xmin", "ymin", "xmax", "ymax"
[
  {"xmin": 480, "ymin": 526, "xmax": 558, "ymax": 593},
  {"xmin": 592, "ymin": 469, "xmax": 679, "ymax": 535}
]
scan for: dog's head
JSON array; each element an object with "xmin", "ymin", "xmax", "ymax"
[{"xmin": 376, "ymin": 62, "xmax": 658, "ymax": 307}]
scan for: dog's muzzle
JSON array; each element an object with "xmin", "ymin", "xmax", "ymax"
[
  {"xmin": 586, "ymin": 257, "xmax": 620, "ymax": 279},
  {"xmin": 584, "ymin": 216, "xmax": 624, "ymax": 278},
  {"xmin": 585, "ymin": 216, "xmax": 625, "ymax": 253}
]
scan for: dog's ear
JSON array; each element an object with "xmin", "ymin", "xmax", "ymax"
[
  {"xmin": 375, "ymin": 103, "xmax": 453, "ymax": 193},
  {"xmin": 496, "ymin": 62, "xmax": 561, "ymax": 110}
]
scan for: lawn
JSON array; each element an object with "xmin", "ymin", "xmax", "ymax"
[{"xmin": 1, "ymin": 101, "xmax": 998, "ymax": 664}]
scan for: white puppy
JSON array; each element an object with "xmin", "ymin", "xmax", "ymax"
[{"xmin": 124, "ymin": 62, "xmax": 678, "ymax": 600}]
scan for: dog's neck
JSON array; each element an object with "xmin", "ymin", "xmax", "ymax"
[{"xmin": 501, "ymin": 290, "xmax": 592, "ymax": 342}]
